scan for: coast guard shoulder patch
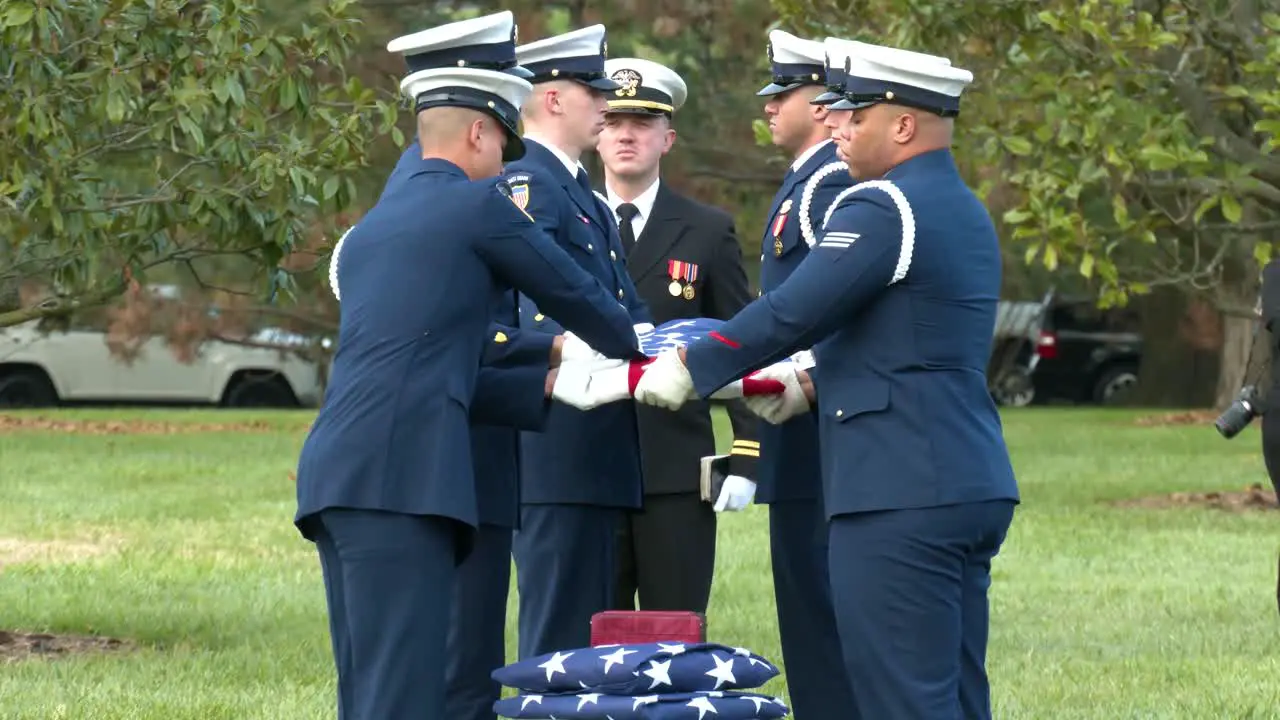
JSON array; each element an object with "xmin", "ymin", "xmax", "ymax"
[{"xmin": 511, "ymin": 182, "xmax": 529, "ymax": 211}]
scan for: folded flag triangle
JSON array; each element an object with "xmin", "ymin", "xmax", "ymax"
[
  {"xmin": 494, "ymin": 689, "xmax": 790, "ymax": 719},
  {"xmin": 492, "ymin": 642, "xmax": 779, "ymax": 695}
]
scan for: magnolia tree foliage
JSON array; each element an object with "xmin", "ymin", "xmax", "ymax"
[
  {"xmin": 775, "ymin": 0, "xmax": 1279, "ymax": 404},
  {"xmin": 0, "ymin": 0, "xmax": 401, "ymax": 329},
  {"xmin": 773, "ymin": 0, "xmax": 1280, "ymax": 307}
]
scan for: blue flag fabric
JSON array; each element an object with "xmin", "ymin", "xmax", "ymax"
[
  {"xmin": 636, "ymin": 318, "xmax": 726, "ymax": 357},
  {"xmin": 494, "ymin": 690, "xmax": 790, "ymax": 719},
  {"xmin": 491, "ymin": 642, "xmax": 779, "ymax": 695}
]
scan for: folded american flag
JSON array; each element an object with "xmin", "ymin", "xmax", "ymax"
[
  {"xmin": 580, "ymin": 318, "xmax": 789, "ymax": 400},
  {"xmin": 491, "ymin": 642, "xmax": 778, "ymax": 695},
  {"xmin": 636, "ymin": 318, "xmax": 736, "ymax": 357},
  {"xmin": 493, "ymin": 689, "xmax": 790, "ymax": 719}
]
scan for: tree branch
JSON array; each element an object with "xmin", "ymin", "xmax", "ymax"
[
  {"xmin": 1163, "ymin": 66, "xmax": 1280, "ymax": 187},
  {"xmin": 1143, "ymin": 175, "xmax": 1280, "ymax": 211}
]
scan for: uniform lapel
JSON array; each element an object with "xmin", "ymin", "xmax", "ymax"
[
  {"xmin": 626, "ymin": 184, "xmax": 688, "ymax": 281},
  {"xmin": 760, "ymin": 142, "xmax": 838, "ymax": 246},
  {"xmin": 523, "ymin": 141, "xmax": 610, "ymax": 232}
]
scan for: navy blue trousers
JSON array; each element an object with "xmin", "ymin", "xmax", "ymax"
[
  {"xmin": 512, "ymin": 504, "xmax": 621, "ymax": 659},
  {"xmin": 768, "ymin": 500, "xmax": 857, "ymax": 719},
  {"xmin": 445, "ymin": 523, "xmax": 512, "ymax": 720},
  {"xmin": 828, "ymin": 500, "xmax": 1016, "ymax": 720},
  {"xmin": 312, "ymin": 508, "xmax": 459, "ymax": 720}
]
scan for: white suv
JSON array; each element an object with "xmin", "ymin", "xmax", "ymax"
[{"xmin": 0, "ymin": 320, "xmax": 326, "ymax": 409}]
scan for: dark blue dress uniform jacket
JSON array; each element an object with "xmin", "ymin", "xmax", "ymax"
[
  {"xmin": 382, "ymin": 144, "xmax": 560, "ymax": 528},
  {"xmin": 294, "ymin": 157, "xmax": 640, "ymax": 539},
  {"xmin": 755, "ymin": 141, "xmax": 854, "ymax": 503},
  {"xmin": 685, "ymin": 149, "xmax": 1020, "ymax": 516},
  {"xmin": 504, "ymin": 139, "xmax": 654, "ymax": 509}
]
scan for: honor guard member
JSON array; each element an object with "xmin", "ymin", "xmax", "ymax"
[
  {"xmin": 748, "ymin": 29, "xmax": 859, "ymax": 719},
  {"xmin": 341, "ymin": 135, "xmax": 615, "ymax": 720},
  {"xmin": 293, "ymin": 14, "xmax": 644, "ymax": 718},
  {"xmin": 633, "ymin": 42, "xmax": 1021, "ymax": 720},
  {"xmin": 597, "ymin": 57, "xmax": 760, "ymax": 614},
  {"xmin": 362, "ymin": 17, "xmax": 593, "ymax": 720},
  {"xmin": 506, "ymin": 25, "xmax": 656, "ymax": 660}
]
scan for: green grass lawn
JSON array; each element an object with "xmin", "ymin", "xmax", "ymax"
[{"xmin": 1, "ymin": 407, "xmax": 1279, "ymax": 718}]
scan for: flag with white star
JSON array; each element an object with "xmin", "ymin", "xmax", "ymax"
[
  {"xmin": 491, "ymin": 642, "xmax": 779, "ymax": 695},
  {"xmin": 493, "ymin": 690, "xmax": 790, "ymax": 719},
  {"xmin": 636, "ymin": 318, "xmax": 728, "ymax": 357}
]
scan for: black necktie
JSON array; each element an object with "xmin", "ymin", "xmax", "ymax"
[
  {"xmin": 616, "ymin": 203, "xmax": 640, "ymax": 257},
  {"xmin": 575, "ymin": 168, "xmax": 593, "ymax": 195}
]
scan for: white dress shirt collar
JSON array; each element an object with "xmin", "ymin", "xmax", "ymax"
[
  {"xmin": 791, "ymin": 138, "xmax": 833, "ymax": 171},
  {"xmin": 606, "ymin": 177, "xmax": 661, "ymax": 242},
  {"xmin": 523, "ymin": 133, "xmax": 585, "ymax": 178},
  {"xmin": 606, "ymin": 177, "xmax": 661, "ymax": 222}
]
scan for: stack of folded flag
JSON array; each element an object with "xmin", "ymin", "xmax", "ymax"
[{"xmin": 491, "ymin": 642, "xmax": 790, "ymax": 719}]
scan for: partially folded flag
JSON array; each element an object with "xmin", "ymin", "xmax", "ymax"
[
  {"xmin": 636, "ymin": 318, "xmax": 731, "ymax": 357},
  {"xmin": 494, "ymin": 690, "xmax": 790, "ymax": 719},
  {"xmin": 491, "ymin": 642, "xmax": 779, "ymax": 695}
]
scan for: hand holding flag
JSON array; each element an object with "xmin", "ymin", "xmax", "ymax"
[
  {"xmin": 741, "ymin": 363, "xmax": 812, "ymax": 425},
  {"xmin": 550, "ymin": 318, "xmax": 793, "ymax": 411}
]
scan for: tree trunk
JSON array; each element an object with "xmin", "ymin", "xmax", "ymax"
[
  {"xmin": 1133, "ymin": 287, "xmax": 1220, "ymax": 407},
  {"xmin": 1215, "ymin": 307, "xmax": 1256, "ymax": 409}
]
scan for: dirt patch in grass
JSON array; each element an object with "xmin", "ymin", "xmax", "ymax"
[
  {"xmin": 1131, "ymin": 410, "xmax": 1222, "ymax": 427},
  {"xmin": 0, "ymin": 537, "xmax": 120, "ymax": 570},
  {"xmin": 1113, "ymin": 483, "xmax": 1279, "ymax": 512},
  {"xmin": 0, "ymin": 414, "xmax": 290, "ymax": 434},
  {"xmin": 0, "ymin": 630, "xmax": 132, "ymax": 663}
]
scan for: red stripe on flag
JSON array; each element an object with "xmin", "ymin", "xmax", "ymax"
[
  {"xmin": 708, "ymin": 331, "xmax": 740, "ymax": 348},
  {"xmin": 741, "ymin": 371, "xmax": 786, "ymax": 396},
  {"xmin": 627, "ymin": 357, "xmax": 656, "ymax": 394}
]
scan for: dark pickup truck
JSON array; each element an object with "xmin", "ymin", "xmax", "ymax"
[{"xmin": 989, "ymin": 293, "xmax": 1143, "ymax": 407}]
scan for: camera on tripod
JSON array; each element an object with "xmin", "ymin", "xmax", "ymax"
[{"xmin": 1215, "ymin": 385, "xmax": 1263, "ymax": 439}]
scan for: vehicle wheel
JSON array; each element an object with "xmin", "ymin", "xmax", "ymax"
[
  {"xmin": 0, "ymin": 368, "xmax": 59, "ymax": 408},
  {"xmin": 223, "ymin": 373, "xmax": 298, "ymax": 408},
  {"xmin": 1093, "ymin": 364, "xmax": 1139, "ymax": 405},
  {"xmin": 991, "ymin": 369, "xmax": 1036, "ymax": 407}
]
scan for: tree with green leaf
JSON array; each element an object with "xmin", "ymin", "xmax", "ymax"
[
  {"xmin": 0, "ymin": 0, "xmax": 399, "ymax": 330},
  {"xmin": 773, "ymin": 0, "xmax": 1280, "ymax": 406}
]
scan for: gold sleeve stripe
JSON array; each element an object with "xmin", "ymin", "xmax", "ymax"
[
  {"xmin": 730, "ymin": 448, "xmax": 760, "ymax": 457},
  {"xmin": 732, "ymin": 440, "xmax": 760, "ymax": 449}
]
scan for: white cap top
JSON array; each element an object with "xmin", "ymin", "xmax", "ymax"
[
  {"xmin": 603, "ymin": 57, "xmax": 688, "ymax": 114},
  {"xmin": 387, "ymin": 11, "xmax": 519, "ymax": 72},
  {"xmin": 824, "ymin": 37, "xmax": 951, "ymax": 72},
  {"xmin": 768, "ymin": 29, "xmax": 825, "ymax": 67},
  {"xmin": 832, "ymin": 40, "xmax": 973, "ymax": 115}
]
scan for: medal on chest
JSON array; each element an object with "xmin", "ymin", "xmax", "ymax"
[
  {"xmin": 772, "ymin": 198, "xmax": 792, "ymax": 256},
  {"xmin": 667, "ymin": 259, "xmax": 699, "ymax": 300}
]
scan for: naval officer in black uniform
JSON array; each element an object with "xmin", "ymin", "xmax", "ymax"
[
  {"xmin": 596, "ymin": 56, "xmax": 760, "ymax": 614},
  {"xmin": 293, "ymin": 14, "xmax": 642, "ymax": 719}
]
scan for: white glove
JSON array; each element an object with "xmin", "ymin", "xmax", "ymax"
[
  {"xmin": 743, "ymin": 362, "xmax": 810, "ymax": 424},
  {"xmin": 713, "ymin": 475, "xmax": 756, "ymax": 512},
  {"xmin": 790, "ymin": 349, "xmax": 816, "ymax": 370},
  {"xmin": 550, "ymin": 358, "xmax": 631, "ymax": 410},
  {"xmin": 633, "ymin": 349, "xmax": 695, "ymax": 411},
  {"xmin": 560, "ymin": 331, "xmax": 607, "ymax": 362}
]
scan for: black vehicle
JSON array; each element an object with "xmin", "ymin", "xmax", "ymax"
[{"xmin": 1031, "ymin": 296, "xmax": 1143, "ymax": 405}]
